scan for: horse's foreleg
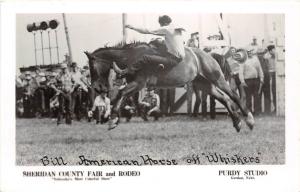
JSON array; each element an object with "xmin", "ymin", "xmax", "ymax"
[
  {"xmin": 110, "ymin": 78, "xmax": 146, "ymax": 129},
  {"xmin": 215, "ymin": 77, "xmax": 254, "ymax": 130},
  {"xmin": 111, "ymin": 81, "xmax": 138, "ymax": 117}
]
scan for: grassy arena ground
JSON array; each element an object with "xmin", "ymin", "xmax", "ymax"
[{"xmin": 16, "ymin": 115, "xmax": 285, "ymax": 166}]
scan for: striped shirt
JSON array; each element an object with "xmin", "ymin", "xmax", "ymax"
[
  {"xmin": 92, "ymin": 96, "xmax": 111, "ymax": 115},
  {"xmin": 56, "ymin": 72, "xmax": 73, "ymax": 93},
  {"xmin": 142, "ymin": 93, "xmax": 160, "ymax": 109}
]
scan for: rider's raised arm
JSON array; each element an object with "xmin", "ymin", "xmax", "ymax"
[{"xmin": 126, "ymin": 25, "xmax": 167, "ymax": 36}]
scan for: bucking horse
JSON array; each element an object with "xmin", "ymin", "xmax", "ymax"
[{"xmin": 84, "ymin": 42, "xmax": 254, "ymax": 132}]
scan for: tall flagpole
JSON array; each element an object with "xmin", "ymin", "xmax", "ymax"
[{"xmin": 62, "ymin": 13, "xmax": 73, "ymax": 64}]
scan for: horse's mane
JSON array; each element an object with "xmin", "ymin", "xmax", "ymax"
[{"xmin": 92, "ymin": 40, "xmax": 150, "ymax": 54}]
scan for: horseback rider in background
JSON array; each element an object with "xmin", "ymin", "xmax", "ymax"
[{"xmin": 123, "ymin": 15, "xmax": 185, "ymax": 77}]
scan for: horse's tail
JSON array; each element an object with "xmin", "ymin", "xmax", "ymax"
[
  {"xmin": 189, "ymin": 48, "xmax": 229, "ymax": 83},
  {"xmin": 210, "ymin": 53, "xmax": 231, "ymax": 81}
]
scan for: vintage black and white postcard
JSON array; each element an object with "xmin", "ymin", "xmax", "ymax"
[{"xmin": 0, "ymin": 1, "xmax": 300, "ymax": 192}]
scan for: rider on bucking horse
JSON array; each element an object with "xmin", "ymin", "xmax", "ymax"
[{"xmin": 122, "ymin": 15, "xmax": 185, "ymax": 77}]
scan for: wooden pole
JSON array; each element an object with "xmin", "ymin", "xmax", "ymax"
[
  {"xmin": 62, "ymin": 13, "xmax": 73, "ymax": 64},
  {"xmin": 33, "ymin": 32, "xmax": 38, "ymax": 66},
  {"xmin": 54, "ymin": 30, "xmax": 60, "ymax": 64},
  {"xmin": 47, "ymin": 30, "xmax": 52, "ymax": 65},
  {"xmin": 40, "ymin": 31, "xmax": 45, "ymax": 65},
  {"xmin": 122, "ymin": 13, "xmax": 127, "ymax": 43}
]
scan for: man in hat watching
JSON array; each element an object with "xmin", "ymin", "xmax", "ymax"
[
  {"xmin": 263, "ymin": 45, "xmax": 277, "ymax": 114},
  {"xmin": 70, "ymin": 62, "xmax": 88, "ymax": 121},
  {"xmin": 23, "ymin": 71, "xmax": 36, "ymax": 118},
  {"xmin": 34, "ymin": 72, "xmax": 48, "ymax": 117},
  {"xmin": 239, "ymin": 47, "xmax": 264, "ymax": 115},
  {"xmin": 249, "ymin": 36, "xmax": 259, "ymax": 55},
  {"xmin": 140, "ymin": 87, "xmax": 161, "ymax": 121},
  {"xmin": 123, "ymin": 15, "xmax": 185, "ymax": 77},
  {"xmin": 50, "ymin": 63, "xmax": 73, "ymax": 125},
  {"xmin": 47, "ymin": 72, "xmax": 59, "ymax": 118},
  {"xmin": 89, "ymin": 87, "xmax": 111, "ymax": 124}
]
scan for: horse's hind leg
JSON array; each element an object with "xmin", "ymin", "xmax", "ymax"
[
  {"xmin": 194, "ymin": 77, "xmax": 242, "ymax": 132},
  {"xmin": 192, "ymin": 82, "xmax": 201, "ymax": 117},
  {"xmin": 215, "ymin": 76, "xmax": 254, "ymax": 130}
]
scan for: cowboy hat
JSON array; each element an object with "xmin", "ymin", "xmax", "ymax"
[
  {"xmin": 233, "ymin": 49, "xmax": 248, "ymax": 63},
  {"xmin": 24, "ymin": 71, "xmax": 31, "ymax": 76},
  {"xmin": 71, "ymin": 62, "xmax": 77, "ymax": 67},
  {"xmin": 39, "ymin": 72, "xmax": 46, "ymax": 77},
  {"xmin": 61, "ymin": 63, "xmax": 68, "ymax": 68},
  {"xmin": 95, "ymin": 86, "xmax": 108, "ymax": 94}
]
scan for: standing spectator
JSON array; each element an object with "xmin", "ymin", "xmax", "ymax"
[
  {"xmin": 80, "ymin": 65, "xmax": 92, "ymax": 120},
  {"xmin": 70, "ymin": 62, "xmax": 88, "ymax": 120},
  {"xmin": 50, "ymin": 63, "xmax": 73, "ymax": 125},
  {"xmin": 249, "ymin": 36, "xmax": 259, "ymax": 55},
  {"xmin": 240, "ymin": 48, "xmax": 264, "ymax": 115},
  {"xmin": 264, "ymin": 45, "xmax": 277, "ymax": 113},
  {"xmin": 34, "ymin": 72, "xmax": 48, "ymax": 117},
  {"xmin": 201, "ymin": 92, "xmax": 216, "ymax": 119},
  {"xmin": 16, "ymin": 74, "xmax": 25, "ymax": 117},
  {"xmin": 140, "ymin": 88, "xmax": 161, "ymax": 121},
  {"xmin": 47, "ymin": 72, "xmax": 59, "ymax": 118},
  {"xmin": 89, "ymin": 87, "xmax": 111, "ymax": 124},
  {"xmin": 187, "ymin": 32, "xmax": 199, "ymax": 48},
  {"xmin": 257, "ymin": 49, "xmax": 271, "ymax": 114},
  {"xmin": 23, "ymin": 71, "xmax": 38, "ymax": 118}
]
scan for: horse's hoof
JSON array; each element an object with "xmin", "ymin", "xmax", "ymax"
[
  {"xmin": 234, "ymin": 120, "xmax": 242, "ymax": 132},
  {"xmin": 108, "ymin": 123, "xmax": 118, "ymax": 130},
  {"xmin": 108, "ymin": 117, "xmax": 119, "ymax": 130},
  {"xmin": 245, "ymin": 112, "xmax": 255, "ymax": 130}
]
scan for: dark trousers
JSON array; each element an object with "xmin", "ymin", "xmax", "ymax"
[
  {"xmin": 121, "ymin": 108, "xmax": 134, "ymax": 122},
  {"xmin": 140, "ymin": 105, "xmax": 160, "ymax": 121},
  {"xmin": 260, "ymin": 74, "xmax": 271, "ymax": 114},
  {"xmin": 57, "ymin": 92, "xmax": 72, "ymax": 124},
  {"xmin": 130, "ymin": 53, "xmax": 181, "ymax": 74},
  {"xmin": 71, "ymin": 88, "xmax": 83, "ymax": 120},
  {"xmin": 94, "ymin": 106, "xmax": 109, "ymax": 124},
  {"xmin": 23, "ymin": 94, "xmax": 34, "ymax": 118},
  {"xmin": 201, "ymin": 92, "xmax": 216, "ymax": 119},
  {"xmin": 159, "ymin": 88, "xmax": 175, "ymax": 116},
  {"xmin": 81, "ymin": 89, "xmax": 90, "ymax": 119},
  {"xmin": 244, "ymin": 78, "xmax": 260, "ymax": 115},
  {"xmin": 270, "ymin": 72, "xmax": 276, "ymax": 112},
  {"xmin": 34, "ymin": 88, "xmax": 46, "ymax": 117}
]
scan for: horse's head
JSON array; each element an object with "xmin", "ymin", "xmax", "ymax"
[
  {"xmin": 84, "ymin": 50, "xmax": 112, "ymax": 94},
  {"xmin": 84, "ymin": 42, "xmax": 155, "ymax": 94}
]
